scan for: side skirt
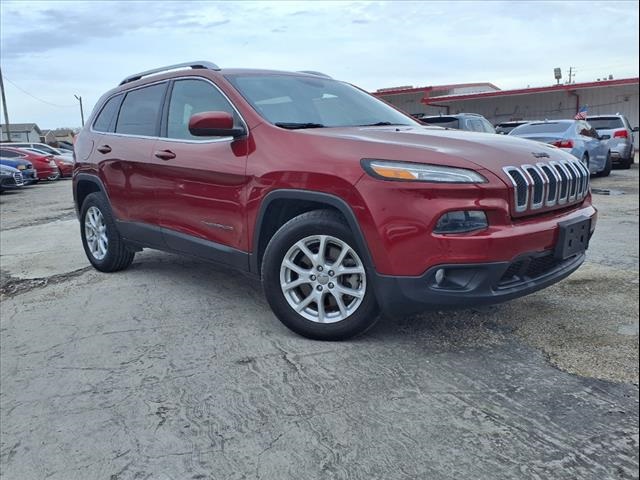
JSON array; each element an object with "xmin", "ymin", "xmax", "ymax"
[{"xmin": 116, "ymin": 220, "xmax": 250, "ymax": 272}]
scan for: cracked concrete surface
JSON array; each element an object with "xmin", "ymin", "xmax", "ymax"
[{"xmin": 0, "ymin": 168, "xmax": 638, "ymax": 479}]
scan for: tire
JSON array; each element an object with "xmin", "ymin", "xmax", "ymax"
[
  {"xmin": 262, "ymin": 210, "xmax": 380, "ymax": 340},
  {"xmin": 80, "ymin": 192, "xmax": 135, "ymax": 272},
  {"xmin": 581, "ymin": 153, "xmax": 590, "ymax": 173},
  {"xmin": 596, "ymin": 152, "xmax": 612, "ymax": 177},
  {"xmin": 620, "ymin": 152, "xmax": 633, "ymax": 169}
]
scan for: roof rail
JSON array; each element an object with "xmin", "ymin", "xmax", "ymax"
[
  {"xmin": 297, "ymin": 70, "xmax": 332, "ymax": 79},
  {"xmin": 119, "ymin": 61, "xmax": 221, "ymax": 86}
]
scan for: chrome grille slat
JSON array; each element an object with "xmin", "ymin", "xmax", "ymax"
[{"xmin": 504, "ymin": 159, "xmax": 589, "ymax": 215}]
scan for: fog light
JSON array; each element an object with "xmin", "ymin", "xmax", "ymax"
[
  {"xmin": 434, "ymin": 210, "xmax": 488, "ymax": 234},
  {"xmin": 435, "ymin": 268, "xmax": 446, "ymax": 286}
]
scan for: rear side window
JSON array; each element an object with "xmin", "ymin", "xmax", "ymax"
[
  {"xmin": 166, "ymin": 79, "xmax": 240, "ymax": 140},
  {"xmin": 93, "ymin": 94, "xmax": 123, "ymax": 133},
  {"xmin": 115, "ymin": 84, "xmax": 166, "ymax": 136},
  {"xmin": 481, "ymin": 119, "xmax": 495, "ymax": 133},
  {"xmin": 466, "ymin": 118, "xmax": 485, "ymax": 132}
]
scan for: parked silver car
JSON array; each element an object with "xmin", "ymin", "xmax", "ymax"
[
  {"xmin": 586, "ymin": 115, "xmax": 637, "ymax": 169},
  {"xmin": 419, "ymin": 113, "xmax": 496, "ymax": 133},
  {"xmin": 509, "ymin": 119, "xmax": 611, "ymax": 176}
]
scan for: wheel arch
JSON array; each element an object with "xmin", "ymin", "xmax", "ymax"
[
  {"xmin": 74, "ymin": 173, "xmax": 109, "ymax": 217},
  {"xmin": 250, "ymin": 189, "xmax": 375, "ymax": 275}
]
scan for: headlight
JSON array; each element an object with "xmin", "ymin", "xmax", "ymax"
[{"xmin": 362, "ymin": 159, "xmax": 487, "ymax": 183}]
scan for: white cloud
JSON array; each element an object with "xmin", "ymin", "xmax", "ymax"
[{"xmin": 1, "ymin": 0, "xmax": 638, "ymax": 128}]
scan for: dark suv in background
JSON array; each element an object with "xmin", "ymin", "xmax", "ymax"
[{"xmin": 73, "ymin": 61, "xmax": 596, "ymax": 340}]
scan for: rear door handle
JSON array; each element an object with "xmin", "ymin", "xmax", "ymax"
[
  {"xmin": 154, "ymin": 150, "xmax": 176, "ymax": 161},
  {"xmin": 97, "ymin": 145, "xmax": 112, "ymax": 154}
]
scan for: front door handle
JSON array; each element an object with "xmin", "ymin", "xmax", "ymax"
[
  {"xmin": 97, "ymin": 145, "xmax": 112, "ymax": 154},
  {"xmin": 154, "ymin": 150, "xmax": 176, "ymax": 161}
]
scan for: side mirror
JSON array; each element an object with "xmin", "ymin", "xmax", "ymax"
[
  {"xmin": 633, "ymin": 126, "xmax": 639, "ymax": 132},
  {"xmin": 599, "ymin": 134, "xmax": 610, "ymax": 140},
  {"xmin": 188, "ymin": 111, "xmax": 246, "ymax": 138}
]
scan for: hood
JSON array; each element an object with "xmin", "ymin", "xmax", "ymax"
[
  {"xmin": 0, "ymin": 164, "xmax": 19, "ymax": 173},
  {"xmin": 297, "ymin": 125, "xmax": 575, "ymax": 171},
  {"xmin": 0, "ymin": 159, "xmax": 28, "ymax": 168}
]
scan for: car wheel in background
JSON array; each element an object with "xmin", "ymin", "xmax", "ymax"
[
  {"xmin": 596, "ymin": 152, "xmax": 612, "ymax": 177},
  {"xmin": 581, "ymin": 154, "xmax": 590, "ymax": 174},
  {"xmin": 80, "ymin": 192, "xmax": 135, "ymax": 272},
  {"xmin": 262, "ymin": 210, "xmax": 380, "ymax": 340}
]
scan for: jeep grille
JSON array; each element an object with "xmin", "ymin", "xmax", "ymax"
[{"xmin": 503, "ymin": 159, "xmax": 590, "ymax": 214}]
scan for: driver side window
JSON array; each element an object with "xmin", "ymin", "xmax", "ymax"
[{"xmin": 166, "ymin": 79, "xmax": 240, "ymax": 140}]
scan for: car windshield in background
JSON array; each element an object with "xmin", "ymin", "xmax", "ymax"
[
  {"xmin": 587, "ymin": 117, "xmax": 624, "ymax": 130},
  {"xmin": 510, "ymin": 122, "xmax": 570, "ymax": 135},
  {"xmin": 225, "ymin": 74, "xmax": 417, "ymax": 129},
  {"xmin": 420, "ymin": 117, "xmax": 460, "ymax": 129}
]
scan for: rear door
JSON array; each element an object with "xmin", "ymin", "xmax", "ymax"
[
  {"xmin": 152, "ymin": 77, "xmax": 250, "ymax": 259},
  {"xmin": 99, "ymin": 82, "xmax": 168, "ymax": 226}
]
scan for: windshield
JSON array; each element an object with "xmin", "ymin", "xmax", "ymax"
[
  {"xmin": 225, "ymin": 74, "xmax": 417, "ymax": 128},
  {"xmin": 509, "ymin": 122, "xmax": 571, "ymax": 135},
  {"xmin": 587, "ymin": 117, "xmax": 624, "ymax": 130}
]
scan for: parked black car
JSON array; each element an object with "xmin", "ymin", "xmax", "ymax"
[{"xmin": 0, "ymin": 164, "xmax": 24, "ymax": 192}]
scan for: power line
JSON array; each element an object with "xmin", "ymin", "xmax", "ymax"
[{"xmin": 3, "ymin": 76, "xmax": 75, "ymax": 108}]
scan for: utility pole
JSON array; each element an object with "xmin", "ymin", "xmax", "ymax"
[
  {"xmin": 567, "ymin": 67, "xmax": 574, "ymax": 84},
  {"xmin": 74, "ymin": 94, "xmax": 85, "ymax": 127},
  {"xmin": 0, "ymin": 67, "xmax": 11, "ymax": 142}
]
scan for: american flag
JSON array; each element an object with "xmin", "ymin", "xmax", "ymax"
[{"xmin": 574, "ymin": 106, "xmax": 588, "ymax": 120}]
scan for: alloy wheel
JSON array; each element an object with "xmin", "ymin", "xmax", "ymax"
[
  {"xmin": 279, "ymin": 235, "xmax": 366, "ymax": 323},
  {"xmin": 84, "ymin": 206, "xmax": 108, "ymax": 260}
]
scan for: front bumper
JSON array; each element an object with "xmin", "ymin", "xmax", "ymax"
[{"xmin": 373, "ymin": 250, "xmax": 585, "ymax": 314}]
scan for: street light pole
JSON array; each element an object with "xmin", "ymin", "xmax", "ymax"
[
  {"xmin": 0, "ymin": 67, "xmax": 11, "ymax": 141},
  {"xmin": 74, "ymin": 94, "xmax": 85, "ymax": 127}
]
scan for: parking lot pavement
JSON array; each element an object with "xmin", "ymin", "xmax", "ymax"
[{"xmin": 1, "ymin": 169, "xmax": 638, "ymax": 480}]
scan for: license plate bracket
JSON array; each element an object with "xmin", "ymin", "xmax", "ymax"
[{"xmin": 554, "ymin": 216, "xmax": 591, "ymax": 260}]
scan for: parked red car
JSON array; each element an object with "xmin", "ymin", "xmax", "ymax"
[
  {"xmin": 51, "ymin": 155, "xmax": 73, "ymax": 177},
  {"xmin": 0, "ymin": 146, "xmax": 60, "ymax": 181},
  {"xmin": 73, "ymin": 62, "xmax": 597, "ymax": 340}
]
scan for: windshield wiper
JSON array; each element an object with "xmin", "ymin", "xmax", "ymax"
[
  {"xmin": 275, "ymin": 122, "xmax": 325, "ymax": 129},
  {"xmin": 358, "ymin": 122, "xmax": 405, "ymax": 127}
]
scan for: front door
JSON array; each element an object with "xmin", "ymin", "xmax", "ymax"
[{"xmin": 152, "ymin": 78, "xmax": 250, "ymax": 261}]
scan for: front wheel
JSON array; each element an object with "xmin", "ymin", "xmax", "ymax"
[{"xmin": 262, "ymin": 210, "xmax": 379, "ymax": 340}]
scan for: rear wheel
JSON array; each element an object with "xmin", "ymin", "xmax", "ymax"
[
  {"xmin": 262, "ymin": 210, "xmax": 379, "ymax": 340},
  {"xmin": 80, "ymin": 192, "xmax": 135, "ymax": 272},
  {"xmin": 581, "ymin": 154, "xmax": 590, "ymax": 173},
  {"xmin": 621, "ymin": 151, "xmax": 633, "ymax": 169},
  {"xmin": 596, "ymin": 152, "xmax": 612, "ymax": 177}
]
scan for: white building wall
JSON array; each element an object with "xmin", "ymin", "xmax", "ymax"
[{"xmin": 380, "ymin": 82, "xmax": 639, "ymax": 149}]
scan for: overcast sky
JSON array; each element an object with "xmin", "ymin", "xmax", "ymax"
[{"xmin": 1, "ymin": 0, "xmax": 638, "ymax": 129}]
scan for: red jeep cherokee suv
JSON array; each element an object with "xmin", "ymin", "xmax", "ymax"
[{"xmin": 73, "ymin": 61, "xmax": 597, "ymax": 340}]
